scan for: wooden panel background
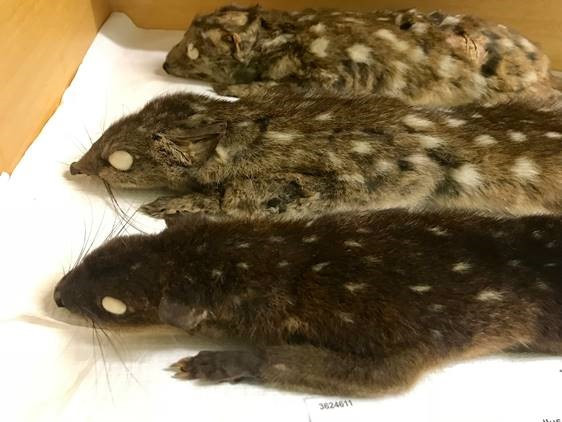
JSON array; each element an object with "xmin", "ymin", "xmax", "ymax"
[
  {"xmin": 0, "ymin": 0, "xmax": 111, "ymax": 173},
  {"xmin": 2, "ymin": 0, "xmax": 562, "ymax": 173}
]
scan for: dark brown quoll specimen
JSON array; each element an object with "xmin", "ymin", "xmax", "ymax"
[
  {"xmin": 69, "ymin": 91, "xmax": 562, "ymax": 218},
  {"xmin": 164, "ymin": 5, "xmax": 559, "ymax": 106},
  {"xmin": 54, "ymin": 211, "xmax": 562, "ymax": 396}
]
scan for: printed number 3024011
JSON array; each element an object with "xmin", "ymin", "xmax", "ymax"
[{"xmin": 318, "ymin": 400, "xmax": 353, "ymax": 410}]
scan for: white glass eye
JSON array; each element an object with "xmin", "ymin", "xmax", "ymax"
[
  {"xmin": 108, "ymin": 150, "xmax": 133, "ymax": 171},
  {"xmin": 101, "ymin": 296, "xmax": 127, "ymax": 315},
  {"xmin": 187, "ymin": 43, "xmax": 199, "ymax": 60}
]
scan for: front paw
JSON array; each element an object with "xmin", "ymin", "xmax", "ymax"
[{"xmin": 170, "ymin": 350, "xmax": 263, "ymax": 383}]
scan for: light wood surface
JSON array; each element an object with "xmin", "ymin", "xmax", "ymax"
[
  {"xmin": 2, "ymin": 0, "xmax": 562, "ymax": 173},
  {"xmin": 0, "ymin": 0, "xmax": 110, "ymax": 173}
]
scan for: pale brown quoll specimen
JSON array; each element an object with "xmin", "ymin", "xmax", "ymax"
[
  {"xmin": 70, "ymin": 91, "xmax": 562, "ymax": 217},
  {"xmin": 164, "ymin": 5, "xmax": 559, "ymax": 106},
  {"xmin": 54, "ymin": 211, "xmax": 562, "ymax": 396}
]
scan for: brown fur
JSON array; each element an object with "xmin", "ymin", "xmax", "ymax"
[
  {"xmin": 70, "ymin": 91, "xmax": 562, "ymax": 217},
  {"xmin": 54, "ymin": 210, "xmax": 562, "ymax": 396},
  {"xmin": 164, "ymin": 5, "xmax": 558, "ymax": 106}
]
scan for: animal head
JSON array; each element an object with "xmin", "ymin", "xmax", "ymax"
[
  {"xmin": 70, "ymin": 93, "xmax": 227, "ymax": 190},
  {"xmin": 53, "ymin": 233, "xmax": 166, "ymax": 325},
  {"xmin": 164, "ymin": 5, "xmax": 267, "ymax": 84}
]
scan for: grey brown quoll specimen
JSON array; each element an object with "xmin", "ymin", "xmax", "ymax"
[
  {"xmin": 164, "ymin": 5, "xmax": 559, "ymax": 106},
  {"xmin": 69, "ymin": 91, "xmax": 562, "ymax": 218},
  {"xmin": 54, "ymin": 211, "xmax": 562, "ymax": 396}
]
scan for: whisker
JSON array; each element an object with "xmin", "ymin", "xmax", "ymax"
[{"xmin": 103, "ymin": 182, "xmax": 148, "ymax": 234}]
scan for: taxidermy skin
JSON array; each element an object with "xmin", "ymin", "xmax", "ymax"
[
  {"xmin": 69, "ymin": 91, "xmax": 562, "ymax": 218},
  {"xmin": 163, "ymin": 5, "xmax": 559, "ymax": 106},
  {"xmin": 54, "ymin": 211, "xmax": 562, "ymax": 396}
]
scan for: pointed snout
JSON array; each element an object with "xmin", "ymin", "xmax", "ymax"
[
  {"xmin": 69, "ymin": 162, "xmax": 83, "ymax": 175},
  {"xmin": 54, "ymin": 285, "xmax": 64, "ymax": 307}
]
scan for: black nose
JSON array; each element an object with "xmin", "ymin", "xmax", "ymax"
[
  {"xmin": 163, "ymin": 62, "xmax": 170, "ymax": 73},
  {"xmin": 69, "ymin": 162, "xmax": 82, "ymax": 175},
  {"xmin": 54, "ymin": 288, "xmax": 64, "ymax": 307}
]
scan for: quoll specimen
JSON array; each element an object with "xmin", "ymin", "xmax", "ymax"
[
  {"xmin": 164, "ymin": 5, "xmax": 559, "ymax": 106},
  {"xmin": 69, "ymin": 91, "xmax": 562, "ymax": 217},
  {"xmin": 54, "ymin": 210, "xmax": 562, "ymax": 396}
]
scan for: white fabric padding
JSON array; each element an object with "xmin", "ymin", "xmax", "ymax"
[{"xmin": 1, "ymin": 13, "xmax": 560, "ymax": 422}]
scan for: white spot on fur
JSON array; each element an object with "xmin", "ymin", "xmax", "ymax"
[
  {"xmin": 414, "ymin": 134, "xmax": 444, "ymax": 149},
  {"xmin": 451, "ymin": 164, "xmax": 482, "ymax": 188},
  {"xmin": 108, "ymin": 150, "xmax": 133, "ymax": 171},
  {"xmin": 338, "ymin": 173, "xmax": 365, "ymax": 184},
  {"xmin": 298, "ymin": 14, "xmax": 316, "ymax": 21},
  {"xmin": 376, "ymin": 17, "xmax": 390, "ymax": 21},
  {"xmin": 309, "ymin": 22, "xmax": 326, "ymax": 34},
  {"xmin": 519, "ymin": 37, "xmax": 536, "ymax": 52},
  {"xmin": 342, "ymin": 17, "xmax": 365, "ymax": 24},
  {"xmin": 310, "ymin": 37, "xmax": 329, "ymax": 58},
  {"xmin": 356, "ymin": 228, "xmax": 372, "ymax": 234},
  {"xmin": 535, "ymin": 281, "xmax": 550, "ymax": 290},
  {"xmin": 303, "ymin": 235, "xmax": 319, "ymax": 243},
  {"xmin": 101, "ymin": 296, "xmax": 127, "ymax": 315},
  {"xmin": 411, "ymin": 22, "xmax": 428, "ymax": 34},
  {"xmin": 273, "ymin": 363, "xmax": 288, "ymax": 371},
  {"xmin": 508, "ymin": 259, "xmax": 521, "ymax": 267},
  {"xmin": 328, "ymin": 151, "xmax": 344, "ymax": 167},
  {"xmin": 545, "ymin": 131, "xmax": 562, "ymax": 139},
  {"xmin": 474, "ymin": 134, "xmax": 497, "ymax": 146},
  {"xmin": 374, "ymin": 29, "xmax": 409, "ymax": 52},
  {"xmin": 437, "ymin": 55, "xmax": 459, "ymax": 78},
  {"xmin": 440, "ymin": 16, "xmax": 461, "ymax": 26},
  {"xmin": 214, "ymin": 145, "xmax": 229, "ymax": 163},
  {"xmin": 343, "ymin": 240, "xmax": 362, "ymax": 248},
  {"xmin": 428, "ymin": 226, "xmax": 449, "ymax": 236},
  {"xmin": 345, "ymin": 282, "xmax": 367, "ymax": 293},
  {"xmin": 351, "ymin": 141, "xmax": 373, "ymax": 155},
  {"xmin": 337, "ymin": 311, "xmax": 354, "ymax": 323},
  {"xmin": 236, "ymin": 242, "xmax": 250, "ymax": 248},
  {"xmin": 545, "ymin": 263, "xmax": 558, "ymax": 268},
  {"xmin": 410, "ymin": 285, "xmax": 432, "ymax": 293},
  {"xmin": 364, "ymin": 255, "xmax": 380, "ymax": 263},
  {"xmin": 477, "ymin": 289, "xmax": 504, "ymax": 301},
  {"xmin": 409, "ymin": 46, "xmax": 426, "ymax": 62},
  {"xmin": 315, "ymin": 112, "xmax": 332, "ymax": 121},
  {"xmin": 498, "ymin": 38, "xmax": 515, "ymax": 49},
  {"xmin": 403, "ymin": 114, "xmax": 434, "ymax": 130},
  {"xmin": 429, "ymin": 304, "xmax": 444, "ymax": 312},
  {"xmin": 508, "ymin": 131, "xmax": 528, "ymax": 142},
  {"xmin": 187, "ymin": 43, "xmax": 199, "ymax": 60},
  {"xmin": 237, "ymin": 262, "xmax": 249, "ymax": 270},
  {"xmin": 277, "ymin": 260, "xmax": 289, "ymax": 267},
  {"xmin": 346, "ymin": 43, "xmax": 373, "ymax": 64},
  {"xmin": 522, "ymin": 71, "xmax": 538, "ymax": 84},
  {"xmin": 269, "ymin": 236, "xmax": 284, "ymax": 243},
  {"xmin": 262, "ymin": 34, "xmax": 294, "ymax": 50},
  {"xmin": 445, "ymin": 118, "xmax": 466, "ymax": 127},
  {"xmin": 471, "ymin": 113, "xmax": 483, "ymax": 118},
  {"xmin": 211, "ymin": 269, "xmax": 223, "ymax": 278},
  {"xmin": 237, "ymin": 121, "xmax": 252, "ymax": 127},
  {"xmin": 266, "ymin": 131, "xmax": 298, "ymax": 142},
  {"xmin": 431, "ymin": 329, "xmax": 443, "ymax": 339},
  {"xmin": 375, "ymin": 159, "xmax": 395, "ymax": 173},
  {"xmin": 312, "ymin": 262, "xmax": 330, "ymax": 272},
  {"xmin": 406, "ymin": 153, "xmax": 432, "ymax": 166},
  {"xmin": 452, "ymin": 261, "xmax": 472, "ymax": 273},
  {"xmin": 532, "ymin": 230, "xmax": 543, "ymax": 239},
  {"xmin": 511, "ymin": 157, "xmax": 540, "ymax": 181},
  {"xmin": 546, "ymin": 241, "xmax": 556, "ymax": 248}
]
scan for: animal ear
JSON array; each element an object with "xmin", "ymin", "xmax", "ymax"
[
  {"xmin": 151, "ymin": 121, "xmax": 227, "ymax": 167},
  {"xmin": 230, "ymin": 16, "xmax": 261, "ymax": 63},
  {"xmin": 158, "ymin": 293, "xmax": 209, "ymax": 331}
]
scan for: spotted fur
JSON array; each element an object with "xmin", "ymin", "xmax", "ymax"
[
  {"xmin": 164, "ymin": 5, "xmax": 558, "ymax": 106},
  {"xmin": 70, "ymin": 91, "xmax": 562, "ymax": 217},
  {"xmin": 54, "ymin": 210, "xmax": 562, "ymax": 396}
]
